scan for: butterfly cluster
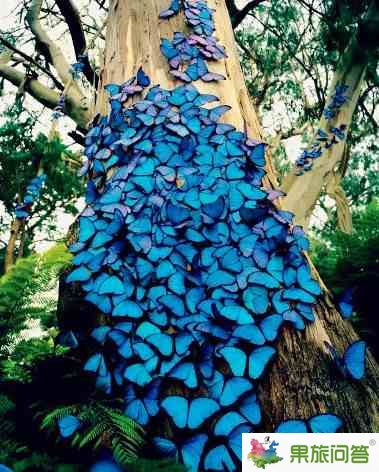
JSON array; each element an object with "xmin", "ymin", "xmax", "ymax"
[
  {"xmin": 295, "ymin": 123, "xmax": 347, "ymax": 173},
  {"xmin": 295, "ymin": 84, "xmax": 349, "ymax": 173},
  {"xmin": 64, "ymin": 70, "xmax": 329, "ymax": 470},
  {"xmin": 52, "ymin": 94, "xmax": 66, "ymax": 120},
  {"xmin": 323, "ymin": 84, "xmax": 349, "ymax": 119},
  {"xmin": 15, "ymin": 174, "xmax": 47, "ymax": 219},
  {"xmin": 160, "ymin": 0, "xmax": 227, "ymax": 83},
  {"xmin": 70, "ymin": 53, "xmax": 88, "ymax": 80},
  {"xmin": 104, "ymin": 67, "xmax": 151, "ymax": 112}
]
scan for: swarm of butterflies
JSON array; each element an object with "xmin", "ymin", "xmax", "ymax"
[
  {"xmin": 323, "ymin": 84, "xmax": 349, "ymax": 119},
  {"xmin": 295, "ymin": 83, "xmax": 349, "ymax": 174},
  {"xmin": 61, "ymin": 1, "xmax": 368, "ymax": 470},
  {"xmin": 15, "ymin": 174, "xmax": 47, "ymax": 219},
  {"xmin": 160, "ymin": 0, "xmax": 227, "ymax": 83}
]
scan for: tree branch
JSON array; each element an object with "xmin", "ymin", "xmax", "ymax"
[
  {"xmin": 295, "ymin": 0, "xmax": 327, "ymax": 18},
  {"xmin": 226, "ymin": 0, "xmax": 266, "ymax": 28},
  {"xmin": 54, "ymin": 0, "xmax": 99, "ymax": 87},
  {"xmin": 0, "ymin": 64, "xmax": 60, "ymax": 108},
  {"xmin": 281, "ymin": 0, "xmax": 379, "ymax": 230},
  {"xmin": 0, "ymin": 36, "xmax": 64, "ymax": 90},
  {"xmin": 0, "ymin": 64, "xmax": 90, "ymax": 128},
  {"xmin": 25, "ymin": 0, "xmax": 73, "ymax": 86}
]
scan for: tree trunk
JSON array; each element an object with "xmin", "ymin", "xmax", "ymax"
[
  {"xmin": 59, "ymin": 0, "xmax": 379, "ymax": 445},
  {"xmin": 4, "ymin": 219, "xmax": 24, "ymax": 273}
]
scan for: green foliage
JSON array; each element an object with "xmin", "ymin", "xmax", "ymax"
[
  {"xmin": 311, "ymin": 200, "xmax": 379, "ymax": 357},
  {"xmin": 41, "ymin": 401, "xmax": 145, "ymax": 466},
  {"xmin": 0, "ymin": 244, "xmax": 72, "ymax": 350},
  {"xmin": 0, "ymin": 393, "xmax": 82, "ymax": 472},
  {"xmin": 312, "ymin": 200, "xmax": 379, "ymax": 291},
  {"xmin": 342, "ymin": 134, "xmax": 379, "ymax": 208},
  {"xmin": 0, "ymin": 244, "xmax": 72, "ymax": 382},
  {"xmin": 0, "ymin": 105, "xmax": 84, "ymax": 247}
]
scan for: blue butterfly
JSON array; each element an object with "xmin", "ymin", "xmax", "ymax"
[
  {"xmin": 58, "ymin": 415, "xmax": 81, "ymax": 438},
  {"xmin": 84, "ymin": 353, "xmax": 112, "ymax": 393},
  {"xmin": 337, "ymin": 287, "xmax": 354, "ymax": 318},
  {"xmin": 124, "ymin": 362, "xmax": 153, "ymax": 387},
  {"xmin": 207, "ymin": 373, "xmax": 250, "ymax": 409},
  {"xmin": 275, "ymin": 413, "xmax": 343, "ymax": 433},
  {"xmin": 169, "ymin": 361, "xmax": 198, "ymax": 388},
  {"xmin": 98, "ymin": 275, "xmax": 124, "ymax": 295},
  {"xmin": 90, "ymin": 459, "xmax": 124, "ymax": 472},
  {"xmin": 259, "ymin": 315, "xmax": 283, "ymax": 342},
  {"xmin": 136, "ymin": 67, "xmax": 151, "ymax": 87},
  {"xmin": 153, "ymin": 434, "xmax": 208, "ymax": 472},
  {"xmin": 112, "ymin": 300, "xmax": 143, "ymax": 318},
  {"xmin": 161, "ymin": 396, "xmax": 220, "ymax": 429},
  {"xmin": 66, "ymin": 266, "xmax": 92, "ymax": 283},
  {"xmin": 56, "ymin": 330, "xmax": 79, "ymax": 348},
  {"xmin": 296, "ymin": 264, "xmax": 322, "ymax": 296},
  {"xmin": 325, "ymin": 340, "xmax": 366, "ymax": 380},
  {"xmin": 124, "ymin": 381, "xmax": 160, "ymax": 426},
  {"xmin": 219, "ymin": 346, "xmax": 276, "ymax": 379},
  {"xmin": 243, "ymin": 286, "xmax": 269, "ymax": 314},
  {"xmin": 204, "ymin": 444, "xmax": 236, "ymax": 471}
]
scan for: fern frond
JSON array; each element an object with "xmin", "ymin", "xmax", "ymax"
[{"xmin": 40, "ymin": 404, "xmax": 81, "ymax": 430}]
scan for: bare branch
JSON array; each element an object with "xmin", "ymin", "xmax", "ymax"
[
  {"xmin": 55, "ymin": 0, "xmax": 99, "ymax": 87},
  {"xmin": 0, "ymin": 36, "xmax": 64, "ymax": 90},
  {"xmin": 0, "ymin": 63, "xmax": 60, "ymax": 108},
  {"xmin": 226, "ymin": 0, "xmax": 266, "ymax": 28},
  {"xmin": 0, "ymin": 64, "xmax": 90, "ymax": 128},
  {"xmin": 295, "ymin": 0, "xmax": 327, "ymax": 18},
  {"xmin": 94, "ymin": 0, "xmax": 108, "ymax": 12},
  {"xmin": 25, "ymin": 0, "xmax": 72, "ymax": 85}
]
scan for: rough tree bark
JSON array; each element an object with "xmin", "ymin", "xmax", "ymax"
[
  {"xmin": 281, "ymin": 0, "xmax": 379, "ymax": 231},
  {"xmin": 57, "ymin": 0, "xmax": 379, "ymax": 434}
]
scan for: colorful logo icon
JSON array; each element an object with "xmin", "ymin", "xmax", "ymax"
[{"xmin": 247, "ymin": 437, "xmax": 283, "ymax": 469}]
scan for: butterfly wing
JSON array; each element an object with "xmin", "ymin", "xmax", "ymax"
[
  {"xmin": 153, "ymin": 437, "xmax": 178, "ymax": 458},
  {"xmin": 219, "ymin": 347, "xmax": 247, "ymax": 376},
  {"xmin": 161, "ymin": 396, "xmax": 188, "ymax": 429},
  {"xmin": 170, "ymin": 362, "xmax": 198, "ymax": 388},
  {"xmin": 124, "ymin": 398, "xmax": 149, "ymax": 426},
  {"xmin": 214, "ymin": 412, "xmax": 247, "ymax": 436},
  {"xmin": 260, "ymin": 315, "xmax": 283, "ymax": 342},
  {"xmin": 181, "ymin": 434, "xmax": 208, "ymax": 472},
  {"xmin": 188, "ymin": 398, "xmax": 219, "ymax": 429},
  {"xmin": 204, "ymin": 445, "xmax": 236, "ymax": 471},
  {"xmin": 275, "ymin": 420, "xmax": 308, "ymax": 433},
  {"xmin": 248, "ymin": 346, "xmax": 276, "ymax": 379},
  {"xmin": 58, "ymin": 415, "xmax": 81, "ymax": 438},
  {"xmin": 343, "ymin": 340, "xmax": 366, "ymax": 380},
  {"xmin": 308, "ymin": 414, "xmax": 343, "ymax": 433},
  {"xmin": 220, "ymin": 377, "xmax": 252, "ymax": 407},
  {"xmin": 240, "ymin": 394, "xmax": 261, "ymax": 425}
]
